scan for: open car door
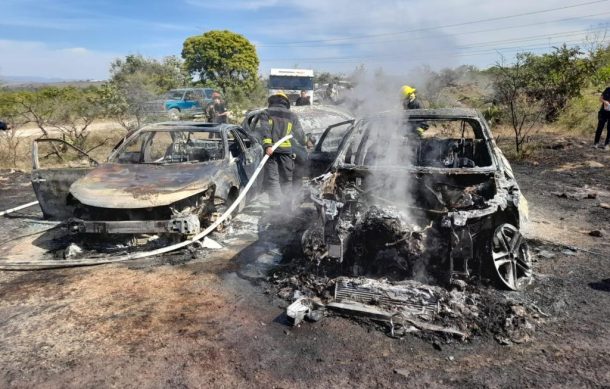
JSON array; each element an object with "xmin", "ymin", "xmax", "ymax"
[
  {"xmin": 31, "ymin": 139, "xmax": 98, "ymax": 220},
  {"xmin": 308, "ymin": 120, "xmax": 354, "ymax": 177}
]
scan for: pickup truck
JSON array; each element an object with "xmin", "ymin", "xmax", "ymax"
[{"xmin": 164, "ymin": 88, "xmax": 215, "ymax": 119}]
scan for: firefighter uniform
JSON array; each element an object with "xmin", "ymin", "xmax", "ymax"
[
  {"xmin": 401, "ymin": 85, "xmax": 427, "ymax": 137},
  {"xmin": 261, "ymin": 93, "xmax": 306, "ymax": 206}
]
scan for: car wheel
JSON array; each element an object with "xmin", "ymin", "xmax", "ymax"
[
  {"xmin": 491, "ymin": 223, "xmax": 532, "ymax": 290},
  {"xmin": 168, "ymin": 108, "xmax": 180, "ymax": 120}
]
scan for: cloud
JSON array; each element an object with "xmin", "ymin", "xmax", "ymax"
[
  {"xmin": 0, "ymin": 40, "xmax": 120, "ymax": 80},
  {"xmin": 249, "ymin": 0, "xmax": 608, "ymax": 74}
]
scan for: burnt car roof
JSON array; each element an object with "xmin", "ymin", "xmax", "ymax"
[{"xmin": 362, "ymin": 108, "xmax": 482, "ymax": 121}]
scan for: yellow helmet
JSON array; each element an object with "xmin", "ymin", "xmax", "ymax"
[
  {"xmin": 268, "ymin": 91, "xmax": 290, "ymax": 106},
  {"xmin": 401, "ymin": 85, "xmax": 416, "ymax": 98}
]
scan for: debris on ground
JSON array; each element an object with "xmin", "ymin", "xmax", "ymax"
[
  {"xmin": 588, "ymin": 230, "xmax": 604, "ymax": 237},
  {"xmin": 271, "ymin": 266, "xmax": 544, "ymax": 344},
  {"xmin": 551, "ymin": 190, "xmax": 598, "ymax": 200}
]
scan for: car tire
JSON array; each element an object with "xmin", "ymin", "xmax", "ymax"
[{"xmin": 489, "ymin": 223, "xmax": 533, "ymax": 290}]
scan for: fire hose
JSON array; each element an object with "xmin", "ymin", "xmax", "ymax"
[
  {"xmin": 0, "ymin": 201, "xmax": 40, "ymax": 217},
  {"xmin": 0, "ymin": 135, "xmax": 293, "ymax": 270}
]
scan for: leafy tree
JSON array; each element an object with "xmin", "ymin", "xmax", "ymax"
[
  {"xmin": 516, "ymin": 45, "xmax": 594, "ymax": 121},
  {"xmin": 182, "ymin": 30, "xmax": 259, "ymax": 94},
  {"xmin": 106, "ymin": 54, "xmax": 187, "ymax": 130},
  {"xmin": 493, "ymin": 58, "xmax": 544, "ymax": 153},
  {"xmin": 0, "ymin": 90, "xmax": 29, "ymax": 167},
  {"xmin": 9, "ymin": 87, "xmax": 105, "ymax": 149},
  {"xmin": 110, "ymin": 54, "xmax": 189, "ymax": 93}
]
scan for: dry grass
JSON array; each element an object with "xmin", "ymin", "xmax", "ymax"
[{"xmin": 0, "ymin": 123, "xmax": 126, "ymax": 171}]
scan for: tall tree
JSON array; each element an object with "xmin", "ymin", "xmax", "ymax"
[{"xmin": 182, "ymin": 30, "xmax": 259, "ymax": 94}]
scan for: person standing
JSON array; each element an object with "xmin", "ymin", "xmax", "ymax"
[
  {"xmin": 401, "ymin": 85, "xmax": 427, "ymax": 137},
  {"xmin": 593, "ymin": 86, "xmax": 610, "ymax": 150},
  {"xmin": 206, "ymin": 92, "xmax": 228, "ymax": 123},
  {"xmin": 260, "ymin": 92, "xmax": 306, "ymax": 208},
  {"xmin": 295, "ymin": 90, "xmax": 311, "ymax": 106},
  {"xmin": 401, "ymin": 85, "xmax": 422, "ymax": 110}
]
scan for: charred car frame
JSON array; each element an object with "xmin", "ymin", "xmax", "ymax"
[
  {"xmin": 303, "ymin": 109, "xmax": 532, "ymax": 290},
  {"xmin": 31, "ymin": 122, "xmax": 263, "ymax": 239}
]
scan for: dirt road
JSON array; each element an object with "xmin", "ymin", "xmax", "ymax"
[{"xmin": 0, "ymin": 135, "xmax": 609, "ymax": 388}]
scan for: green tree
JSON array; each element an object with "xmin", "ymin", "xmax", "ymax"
[
  {"xmin": 493, "ymin": 58, "xmax": 544, "ymax": 154},
  {"xmin": 106, "ymin": 54, "xmax": 187, "ymax": 130},
  {"xmin": 516, "ymin": 45, "xmax": 594, "ymax": 121},
  {"xmin": 110, "ymin": 54, "xmax": 188, "ymax": 93},
  {"xmin": 182, "ymin": 30, "xmax": 259, "ymax": 94}
]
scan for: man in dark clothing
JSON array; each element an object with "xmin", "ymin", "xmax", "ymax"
[
  {"xmin": 594, "ymin": 86, "xmax": 610, "ymax": 150},
  {"xmin": 206, "ymin": 92, "xmax": 228, "ymax": 124},
  {"xmin": 295, "ymin": 90, "xmax": 311, "ymax": 106},
  {"xmin": 260, "ymin": 92, "xmax": 306, "ymax": 208},
  {"xmin": 401, "ymin": 85, "xmax": 422, "ymax": 110},
  {"xmin": 401, "ymin": 85, "xmax": 427, "ymax": 137}
]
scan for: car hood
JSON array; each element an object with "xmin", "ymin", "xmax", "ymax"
[{"xmin": 70, "ymin": 162, "xmax": 224, "ymax": 209}]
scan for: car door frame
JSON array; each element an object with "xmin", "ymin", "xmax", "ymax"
[
  {"xmin": 308, "ymin": 119, "xmax": 355, "ymax": 176},
  {"xmin": 31, "ymin": 138, "xmax": 99, "ymax": 220}
]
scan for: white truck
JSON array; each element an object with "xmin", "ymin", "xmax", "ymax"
[{"xmin": 268, "ymin": 68, "xmax": 314, "ymax": 105}]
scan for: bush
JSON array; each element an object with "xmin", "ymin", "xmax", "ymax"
[{"xmin": 557, "ymin": 88, "xmax": 601, "ymax": 135}]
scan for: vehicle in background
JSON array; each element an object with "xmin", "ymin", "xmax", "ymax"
[
  {"xmin": 268, "ymin": 69, "xmax": 314, "ymax": 105},
  {"xmin": 164, "ymin": 88, "xmax": 215, "ymax": 119}
]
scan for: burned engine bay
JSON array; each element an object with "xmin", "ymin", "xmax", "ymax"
[{"xmin": 275, "ymin": 110, "xmax": 536, "ymax": 340}]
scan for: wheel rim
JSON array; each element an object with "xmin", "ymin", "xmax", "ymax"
[{"xmin": 492, "ymin": 223, "xmax": 532, "ymax": 290}]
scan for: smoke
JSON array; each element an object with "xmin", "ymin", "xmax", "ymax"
[{"xmin": 331, "ymin": 69, "xmax": 422, "ymax": 226}]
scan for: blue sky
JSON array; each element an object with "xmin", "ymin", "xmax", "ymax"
[{"xmin": 0, "ymin": 0, "xmax": 608, "ymax": 80}]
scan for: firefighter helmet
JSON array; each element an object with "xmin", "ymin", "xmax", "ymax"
[
  {"xmin": 401, "ymin": 85, "xmax": 416, "ymax": 98},
  {"xmin": 268, "ymin": 91, "xmax": 290, "ymax": 106}
]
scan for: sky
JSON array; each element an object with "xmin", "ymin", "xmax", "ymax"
[{"xmin": 0, "ymin": 0, "xmax": 608, "ymax": 80}]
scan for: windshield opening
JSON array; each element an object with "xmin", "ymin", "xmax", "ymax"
[
  {"xmin": 340, "ymin": 117, "xmax": 492, "ymax": 169},
  {"xmin": 112, "ymin": 130, "xmax": 225, "ymax": 164},
  {"xmin": 165, "ymin": 90, "xmax": 185, "ymax": 100},
  {"xmin": 269, "ymin": 76, "xmax": 314, "ymax": 90}
]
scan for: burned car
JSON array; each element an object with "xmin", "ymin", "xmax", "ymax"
[
  {"xmin": 303, "ymin": 109, "xmax": 532, "ymax": 291},
  {"xmin": 31, "ymin": 122, "xmax": 263, "ymax": 238}
]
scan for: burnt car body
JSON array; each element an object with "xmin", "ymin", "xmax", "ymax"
[
  {"xmin": 303, "ymin": 109, "xmax": 532, "ymax": 290},
  {"xmin": 31, "ymin": 122, "xmax": 263, "ymax": 237}
]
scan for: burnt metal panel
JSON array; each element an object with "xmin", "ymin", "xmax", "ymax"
[{"xmin": 69, "ymin": 161, "xmax": 229, "ymax": 209}]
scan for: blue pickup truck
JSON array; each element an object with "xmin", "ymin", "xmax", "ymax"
[{"xmin": 164, "ymin": 88, "xmax": 215, "ymax": 119}]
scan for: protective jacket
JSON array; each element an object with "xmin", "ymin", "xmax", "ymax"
[
  {"xmin": 261, "ymin": 99, "xmax": 306, "ymax": 154},
  {"xmin": 403, "ymin": 97, "xmax": 422, "ymax": 110}
]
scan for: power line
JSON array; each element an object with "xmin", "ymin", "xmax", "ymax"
[
  {"xmin": 261, "ymin": 37, "xmax": 608, "ymax": 65},
  {"xmin": 257, "ymin": 11, "xmax": 610, "ymax": 48},
  {"xmin": 262, "ymin": 26, "xmax": 608, "ymax": 62},
  {"xmin": 256, "ymin": 0, "xmax": 607, "ymax": 46}
]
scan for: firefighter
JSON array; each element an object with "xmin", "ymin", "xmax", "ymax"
[
  {"xmin": 401, "ymin": 85, "xmax": 422, "ymax": 110},
  {"xmin": 260, "ymin": 92, "xmax": 306, "ymax": 208},
  {"xmin": 401, "ymin": 85, "xmax": 427, "ymax": 137}
]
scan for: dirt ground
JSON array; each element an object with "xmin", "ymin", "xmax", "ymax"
[{"xmin": 0, "ymin": 133, "xmax": 609, "ymax": 388}]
